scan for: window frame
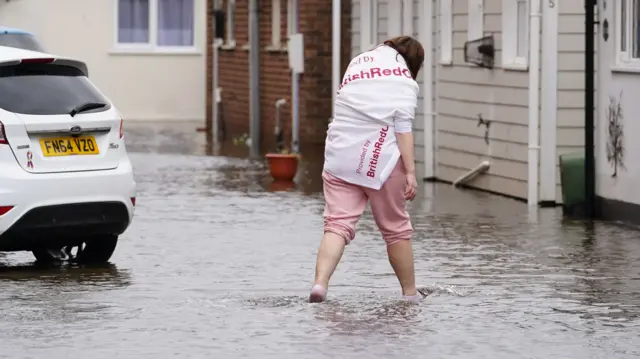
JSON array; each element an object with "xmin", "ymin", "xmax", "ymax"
[
  {"xmin": 113, "ymin": 0, "xmax": 198, "ymax": 54},
  {"xmin": 269, "ymin": 0, "xmax": 282, "ymax": 49},
  {"xmin": 467, "ymin": 0, "xmax": 483, "ymax": 41},
  {"xmin": 223, "ymin": 0, "xmax": 236, "ymax": 49},
  {"xmin": 439, "ymin": 0, "xmax": 452, "ymax": 65},
  {"xmin": 360, "ymin": 0, "xmax": 379, "ymax": 51},
  {"xmin": 267, "ymin": 0, "xmax": 294, "ymax": 52},
  {"xmin": 501, "ymin": 0, "xmax": 529, "ymax": 71},
  {"xmin": 615, "ymin": 0, "xmax": 640, "ymax": 71},
  {"xmin": 286, "ymin": 0, "xmax": 296, "ymax": 36}
]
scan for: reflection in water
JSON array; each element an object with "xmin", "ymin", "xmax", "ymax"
[
  {"xmin": 0, "ymin": 123, "xmax": 639, "ymax": 358},
  {"xmin": 0, "ymin": 262, "xmax": 132, "ymax": 335},
  {"xmin": 267, "ymin": 180, "xmax": 297, "ymax": 192},
  {"xmin": 0, "ymin": 262, "xmax": 131, "ymax": 286},
  {"xmin": 312, "ymin": 299, "xmax": 425, "ymax": 337}
]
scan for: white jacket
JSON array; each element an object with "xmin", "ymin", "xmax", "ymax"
[{"xmin": 323, "ymin": 45, "xmax": 420, "ymax": 190}]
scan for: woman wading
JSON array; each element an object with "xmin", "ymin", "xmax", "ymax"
[{"xmin": 309, "ymin": 36, "xmax": 426, "ymax": 304}]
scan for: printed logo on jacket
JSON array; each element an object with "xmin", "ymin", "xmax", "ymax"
[
  {"xmin": 325, "ymin": 46, "xmax": 416, "ymax": 190},
  {"xmin": 338, "ymin": 54, "xmax": 413, "ymax": 91}
]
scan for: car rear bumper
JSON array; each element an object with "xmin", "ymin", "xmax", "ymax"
[{"xmin": 0, "ymin": 153, "xmax": 136, "ymax": 251}]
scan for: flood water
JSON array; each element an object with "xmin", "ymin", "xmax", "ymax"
[{"xmin": 1, "ymin": 122, "xmax": 640, "ymax": 358}]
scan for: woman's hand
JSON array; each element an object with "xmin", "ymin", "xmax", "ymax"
[{"xmin": 404, "ymin": 171, "xmax": 418, "ymax": 201}]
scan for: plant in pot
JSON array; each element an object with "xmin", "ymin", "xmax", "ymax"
[
  {"xmin": 265, "ymin": 126, "xmax": 299, "ymax": 182},
  {"xmin": 263, "ymin": 98, "xmax": 300, "ymax": 182}
]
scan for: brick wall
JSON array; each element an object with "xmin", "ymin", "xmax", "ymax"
[{"xmin": 206, "ymin": 0, "xmax": 352, "ymax": 152}]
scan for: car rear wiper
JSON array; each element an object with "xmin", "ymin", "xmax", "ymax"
[{"xmin": 69, "ymin": 102, "xmax": 107, "ymax": 117}]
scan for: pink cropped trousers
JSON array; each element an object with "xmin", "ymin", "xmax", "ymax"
[{"xmin": 322, "ymin": 161, "xmax": 413, "ymax": 246}]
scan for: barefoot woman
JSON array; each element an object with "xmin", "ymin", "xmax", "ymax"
[{"xmin": 309, "ymin": 36, "xmax": 425, "ymax": 303}]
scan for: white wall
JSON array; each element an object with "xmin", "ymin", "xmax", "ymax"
[
  {"xmin": 596, "ymin": 1, "xmax": 640, "ymax": 204},
  {"xmin": 0, "ymin": 0, "xmax": 206, "ymax": 122}
]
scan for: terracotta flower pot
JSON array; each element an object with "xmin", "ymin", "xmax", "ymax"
[{"xmin": 265, "ymin": 153, "xmax": 299, "ymax": 181}]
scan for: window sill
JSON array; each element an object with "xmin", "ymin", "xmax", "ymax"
[
  {"xmin": 109, "ymin": 47, "xmax": 201, "ymax": 56},
  {"xmin": 266, "ymin": 45, "xmax": 288, "ymax": 53},
  {"xmin": 502, "ymin": 62, "xmax": 528, "ymax": 71},
  {"xmin": 438, "ymin": 59, "xmax": 453, "ymax": 66},
  {"xmin": 611, "ymin": 64, "xmax": 640, "ymax": 74},
  {"xmin": 241, "ymin": 43, "xmax": 250, "ymax": 51},
  {"xmin": 220, "ymin": 43, "xmax": 236, "ymax": 51}
]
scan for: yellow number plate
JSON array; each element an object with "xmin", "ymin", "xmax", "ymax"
[{"xmin": 39, "ymin": 136, "xmax": 100, "ymax": 157}]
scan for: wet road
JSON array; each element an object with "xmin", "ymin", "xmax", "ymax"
[{"xmin": 1, "ymin": 122, "xmax": 640, "ymax": 358}]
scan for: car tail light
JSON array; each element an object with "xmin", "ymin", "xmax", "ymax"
[
  {"xmin": 21, "ymin": 58, "xmax": 55, "ymax": 64},
  {"xmin": 0, "ymin": 206, "xmax": 13, "ymax": 216},
  {"xmin": 130, "ymin": 197, "xmax": 136, "ymax": 206},
  {"xmin": 0, "ymin": 121, "xmax": 7, "ymax": 145},
  {"xmin": 119, "ymin": 119, "xmax": 124, "ymax": 139}
]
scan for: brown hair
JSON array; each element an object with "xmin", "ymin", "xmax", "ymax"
[{"xmin": 381, "ymin": 36, "xmax": 424, "ymax": 80}]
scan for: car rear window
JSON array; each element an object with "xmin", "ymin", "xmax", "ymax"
[
  {"xmin": 0, "ymin": 63, "xmax": 111, "ymax": 115},
  {"xmin": 0, "ymin": 34, "xmax": 45, "ymax": 52}
]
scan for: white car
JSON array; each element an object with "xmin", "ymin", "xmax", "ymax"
[{"xmin": 0, "ymin": 46, "xmax": 136, "ymax": 263}]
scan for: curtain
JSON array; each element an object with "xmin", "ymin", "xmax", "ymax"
[
  {"xmin": 118, "ymin": 0, "xmax": 150, "ymax": 43},
  {"xmin": 158, "ymin": 0, "xmax": 195, "ymax": 46}
]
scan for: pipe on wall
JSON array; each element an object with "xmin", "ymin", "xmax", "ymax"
[
  {"xmin": 331, "ymin": 0, "xmax": 341, "ymax": 121},
  {"xmin": 249, "ymin": 0, "xmax": 261, "ymax": 158},
  {"xmin": 453, "ymin": 161, "xmax": 491, "ymax": 187},
  {"xmin": 421, "ymin": 0, "xmax": 435, "ymax": 179},
  {"xmin": 584, "ymin": 0, "xmax": 596, "ymax": 218},
  {"xmin": 540, "ymin": 0, "xmax": 558, "ymax": 205},
  {"xmin": 291, "ymin": 0, "xmax": 300, "ymax": 153},
  {"xmin": 527, "ymin": 0, "xmax": 542, "ymax": 206}
]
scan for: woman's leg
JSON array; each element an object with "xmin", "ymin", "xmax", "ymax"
[
  {"xmin": 366, "ymin": 163, "xmax": 418, "ymax": 298},
  {"xmin": 310, "ymin": 171, "xmax": 367, "ymax": 302}
]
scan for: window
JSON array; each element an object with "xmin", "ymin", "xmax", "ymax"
[
  {"xmin": 287, "ymin": 0, "xmax": 296, "ymax": 36},
  {"xmin": 268, "ymin": 0, "xmax": 295, "ymax": 51},
  {"xmin": 270, "ymin": 0, "xmax": 282, "ymax": 48},
  {"xmin": 225, "ymin": 0, "xmax": 236, "ymax": 47},
  {"xmin": 502, "ymin": 0, "xmax": 529, "ymax": 70},
  {"xmin": 616, "ymin": 0, "xmax": 640, "ymax": 69},
  {"xmin": 116, "ymin": 0, "xmax": 195, "ymax": 51},
  {"xmin": 0, "ymin": 64, "xmax": 110, "ymax": 115},
  {"xmin": 468, "ymin": 0, "xmax": 483, "ymax": 41},
  {"xmin": 360, "ymin": 0, "xmax": 379, "ymax": 51},
  {"xmin": 439, "ymin": 0, "xmax": 452, "ymax": 64}
]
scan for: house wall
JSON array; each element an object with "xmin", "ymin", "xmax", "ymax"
[
  {"xmin": 595, "ymin": 1, "xmax": 640, "ymax": 215},
  {"xmin": 436, "ymin": 0, "xmax": 532, "ymax": 199},
  {"xmin": 556, "ymin": 0, "xmax": 587, "ymax": 203},
  {"xmin": 0, "ymin": 0, "xmax": 207, "ymax": 122},
  {"xmin": 410, "ymin": 0, "xmax": 585, "ymax": 203},
  {"xmin": 208, "ymin": 0, "xmax": 352, "ymax": 151}
]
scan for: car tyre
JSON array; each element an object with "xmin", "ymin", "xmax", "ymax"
[{"xmin": 32, "ymin": 235, "xmax": 119, "ymax": 264}]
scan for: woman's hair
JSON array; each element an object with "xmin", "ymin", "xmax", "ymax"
[{"xmin": 381, "ymin": 36, "xmax": 424, "ymax": 80}]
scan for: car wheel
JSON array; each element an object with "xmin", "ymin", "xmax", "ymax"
[{"xmin": 32, "ymin": 235, "xmax": 119, "ymax": 264}]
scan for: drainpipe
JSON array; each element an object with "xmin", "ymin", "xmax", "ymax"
[
  {"xmin": 275, "ymin": 98, "xmax": 287, "ymax": 152},
  {"xmin": 421, "ymin": 0, "xmax": 435, "ymax": 179},
  {"xmin": 291, "ymin": 0, "xmax": 300, "ymax": 153},
  {"xmin": 331, "ymin": 0, "xmax": 341, "ymax": 121},
  {"xmin": 585, "ymin": 0, "xmax": 596, "ymax": 218},
  {"xmin": 539, "ymin": 0, "xmax": 558, "ymax": 205},
  {"xmin": 209, "ymin": 0, "xmax": 223, "ymax": 153},
  {"xmin": 249, "ymin": 0, "xmax": 261, "ymax": 158},
  {"xmin": 453, "ymin": 161, "xmax": 491, "ymax": 187},
  {"xmin": 527, "ymin": 0, "xmax": 541, "ymax": 206}
]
